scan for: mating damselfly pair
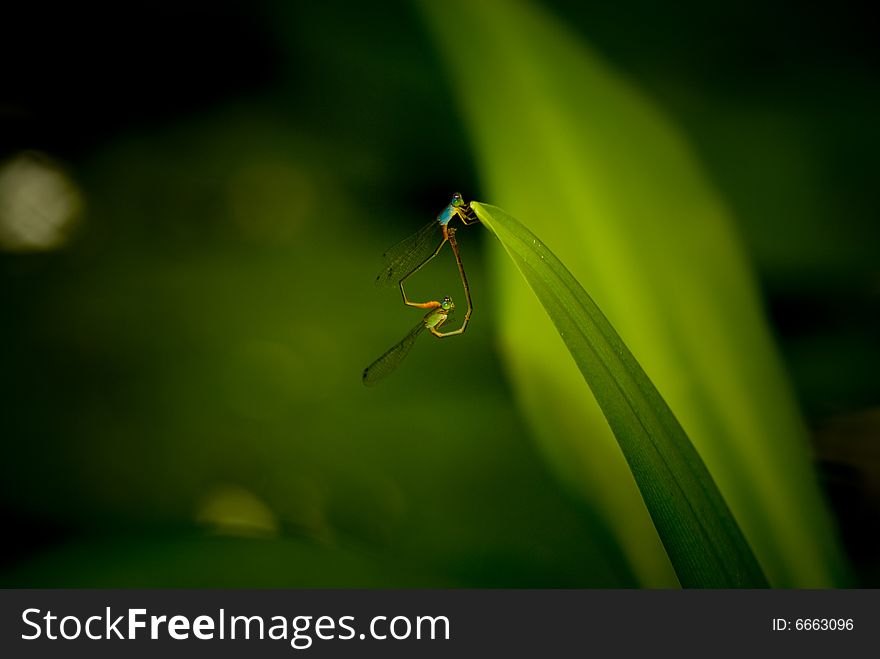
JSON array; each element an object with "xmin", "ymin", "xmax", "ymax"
[{"xmin": 363, "ymin": 193, "xmax": 478, "ymax": 385}]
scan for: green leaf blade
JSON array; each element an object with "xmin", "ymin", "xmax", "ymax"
[
  {"xmin": 473, "ymin": 201, "xmax": 768, "ymax": 588},
  {"xmin": 419, "ymin": 0, "xmax": 849, "ymax": 587}
]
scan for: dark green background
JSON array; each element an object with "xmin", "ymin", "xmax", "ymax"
[{"xmin": 1, "ymin": 1, "xmax": 877, "ymax": 586}]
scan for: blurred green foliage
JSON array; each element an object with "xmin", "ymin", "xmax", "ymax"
[{"xmin": 1, "ymin": 0, "xmax": 877, "ymax": 586}]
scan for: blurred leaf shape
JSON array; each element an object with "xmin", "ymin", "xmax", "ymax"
[
  {"xmin": 474, "ymin": 201, "xmax": 767, "ymax": 587},
  {"xmin": 421, "ymin": 0, "xmax": 849, "ymax": 586},
  {"xmin": 195, "ymin": 484, "xmax": 280, "ymax": 538}
]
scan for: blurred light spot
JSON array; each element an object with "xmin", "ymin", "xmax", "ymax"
[
  {"xmin": 195, "ymin": 485, "xmax": 280, "ymax": 538},
  {"xmin": 0, "ymin": 152, "xmax": 83, "ymax": 251}
]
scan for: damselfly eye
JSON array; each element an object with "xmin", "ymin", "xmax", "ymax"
[{"xmin": 451, "ymin": 192, "xmax": 463, "ymax": 206}]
